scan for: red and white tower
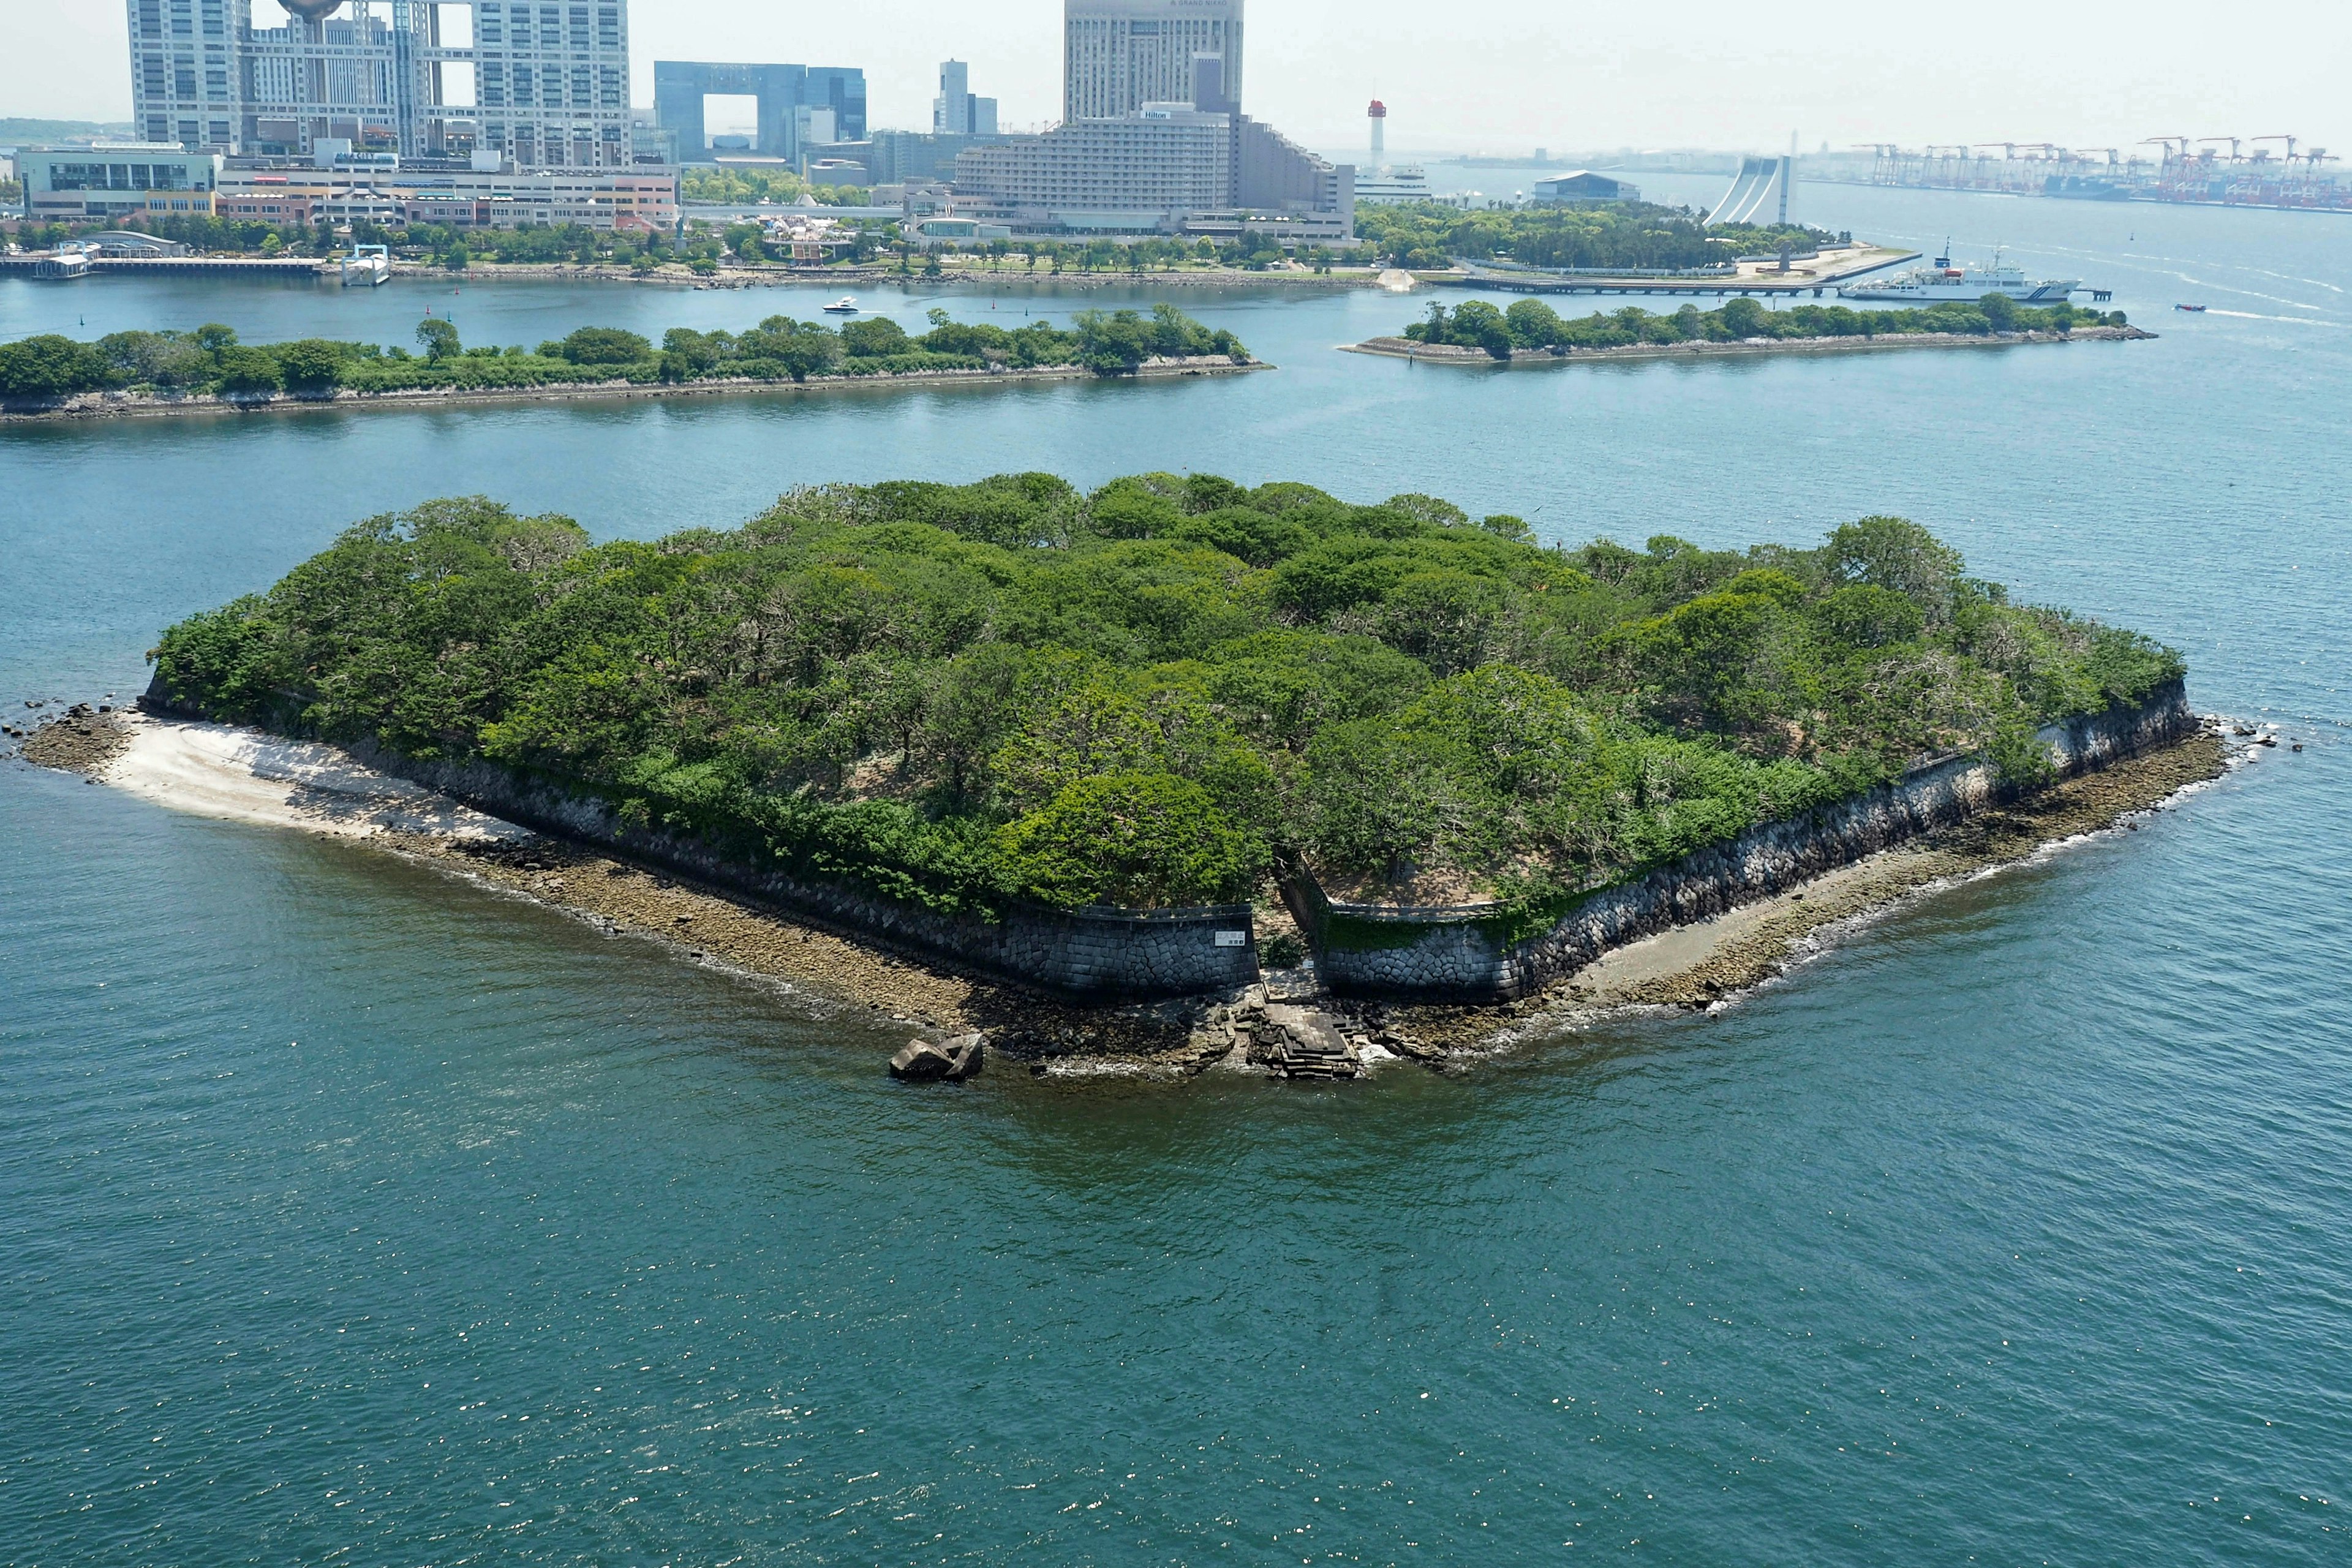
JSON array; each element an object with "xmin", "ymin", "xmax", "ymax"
[{"xmin": 1368, "ymin": 99, "xmax": 1387, "ymax": 165}]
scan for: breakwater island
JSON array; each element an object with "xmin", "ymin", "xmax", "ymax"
[
  {"xmin": 1346, "ymin": 296, "xmax": 2150, "ymax": 368},
  {"xmin": 0, "ymin": 304, "xmax": 1258, "ymax": 423},
  {"xmin": 91, "ymin": 472, "xmax": 2219, "ymax": 1071}
]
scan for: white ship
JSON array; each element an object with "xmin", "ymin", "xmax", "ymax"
[
  {"xmin": 340, "ymin": 244, "xmax": 390, "ymax": 287},
  {"xmin": 1841, "ymin": 244, "xmax": 2077, "ymax": 304},
  {"xmin": 1354, "ymin": 165, "xmax": 1432, "ymax": 202}
]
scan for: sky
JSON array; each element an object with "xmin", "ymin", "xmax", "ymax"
[{"xmin": 9, "ymin": 0, "xmax": 2348, "ymax": 159}]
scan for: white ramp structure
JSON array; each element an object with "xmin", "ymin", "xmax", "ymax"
[{"xmin": 1709, "ymin": 154, "xmax": 1792, "ymax": 227}]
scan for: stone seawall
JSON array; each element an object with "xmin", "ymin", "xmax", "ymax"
[
  {"xmin": 1291, "ymin": 682, "xmax": 2196, "ymax": 1001},
  {"xmin": 137, "ymin": 689, "xmax": 1258, "ymax": 1003}
]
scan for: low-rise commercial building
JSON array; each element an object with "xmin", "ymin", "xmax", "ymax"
[
  {"xmin": 19, "ymin": 145, "xmax": 222, "ymax": 222},
  {"xmin": 1531, "ymin": 170, "xmax": 1640, "ymax": 205},
  {"xmin": 213, "ymin": 165, "xmax": 676, "ymax": 232}
]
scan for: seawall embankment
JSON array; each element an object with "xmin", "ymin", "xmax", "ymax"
[
  {"xmin": 1342, "ymin": 325, "xmax": 2152, "ymax": 368},
  {"xmin": 0, "ymin": 355, "xmax": 1265, "ymax": 424},
  {"xmin": 136, "ymin": 683, "xmax": 1259, "ymax": 1005},
  {"xmin": 1287, "ymin": 682, "xmax": 2198, "ymax": 1003}
]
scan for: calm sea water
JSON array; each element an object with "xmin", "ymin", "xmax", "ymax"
[{"xmin": 3, "ymin": 182, "xmax": 2348, "ymax": 1564}]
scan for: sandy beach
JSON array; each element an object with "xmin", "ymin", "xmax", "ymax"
[{"xmin": 13, "ymin": 707, "xmax": 2239, "ymax": 1072}]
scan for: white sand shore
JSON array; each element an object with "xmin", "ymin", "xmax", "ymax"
[{"xmin": 102, "ymin": 714, "xmax": 526, "ymax": 841}]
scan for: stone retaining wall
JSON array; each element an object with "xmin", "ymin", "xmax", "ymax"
[
  {"xmin": 1289, "ymin": 682, "xmax": 2195, "ymax": 1001},
  {"xmin": 138, "ymin": 687, "xmax": 1257, "ymax": 1003}
]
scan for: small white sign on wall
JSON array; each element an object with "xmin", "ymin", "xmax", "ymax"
[{"xmin": 1214, "ymin": 929, "xmax": 1248, "ymax": 948}]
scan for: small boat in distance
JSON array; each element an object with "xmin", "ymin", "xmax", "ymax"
[
  {"xmin": 2174, "ymin": 303, "xmax": 2207, "ymax": 312},
  {"xmin": 822, "ymin": 296, "xmax": 859, "ymax": 314}
]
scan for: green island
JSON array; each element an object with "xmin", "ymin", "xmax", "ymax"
[
  {"xmin": 0, "ymin": 304, "xmax": 1249, "ymax": 407},
  {"xmin": 148, "ymin": 475, "xmax": 2183, "ymax": 949},
  {"xmin": 1387, "ymin": 295, "xmax": 2132, "ymax": 360},
  {"xmin": 1354, "ymin": 199, "xmax": 1827, "ymax": 271}
]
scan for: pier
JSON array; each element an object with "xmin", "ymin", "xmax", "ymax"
[
  {"xmin": 0, "ymin": 255, "xmax": 333, "ymax": 279},
  {"xmin": 1447, "ymin": 246, "xmax": 1920, "ymax": 299}
]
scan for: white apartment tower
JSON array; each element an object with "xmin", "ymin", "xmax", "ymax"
[
  {"xmin": 124, "ymin": 0, "xmax": 634, "ymax": 168},
  {"xmin": 1063, "ymin": 0, "xmax": 1243, "ymax": 121}
]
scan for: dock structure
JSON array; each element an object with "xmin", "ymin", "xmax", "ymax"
[
  {"xmin": 0, "ymin": 254, "xmax": 333, "ymax": 278},
  {"xmin": 1448, "ymin": 247, "xmax": 1920, "ymax": 299}
]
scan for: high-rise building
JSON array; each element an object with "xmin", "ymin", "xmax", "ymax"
[
  {"xmin": 951, "ymin": 67, "xmax": 1349, "ymax": 241},
  {"xmin": 123, "ymin": 0, "xmax": 636, "ymax": 169},
  {"xmin": 653, "ymin": 61, "xmax": 866, "ymax": 164},
  {"xmin": 1062, "ymin": 0, "xmax": 1243, "ymax": 121},
  {"xmin": 933, "ymin": 60, "xmax": 997, "ymax": 137}
]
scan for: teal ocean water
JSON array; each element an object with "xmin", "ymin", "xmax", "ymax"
[{"xmin": 3, "ymin": 181, "xmax": 2348, "ymax": 1562}]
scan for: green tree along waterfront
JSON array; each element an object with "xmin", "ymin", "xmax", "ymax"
[
  {"xmin": 678, "ymin": 167, "xmax": 870, "ymax": 207},
  {"xmin": 148, "ymin": 478, "xmax": 2182, "ymax": 923},
  {"xmin": 1403, "ymin": 296, "xmax": 2131, "ymax": 358},
  {"xmin": 0, "ymin": 305, "xmax": 1247, "ymax": 401},
  {"xmin": 1355, "ymin": 199, "xmax": 1826, "ymax": 271}
]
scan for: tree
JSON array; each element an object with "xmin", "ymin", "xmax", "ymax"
[
  {"xmin": 1719, "ymin": 296, "xmax": 1770, "ymax": 338},
  {"xmin": 213, "ymin": 345, "xmax": 284, "ymax": 395},
  {"xmin": 276, "ymin": 339, "xmax": 346, "ymax": 393},
  {"xmin": 550, "ymin": 326, "xmax": 650, "ymax": 364},
  {"xmin": 0, "ymin": 334, "xmax": 112, "ymax": 398},
  {"xmin": 1978, "ymin": 291, "xmax": 2019, "ymax": 331},
  {"xmin": 415, "ymin": 317, "xmax": 462, "ymax": 362},
  {"xmin": 995, "ymin": 771, "xmax": 1261, "ymax": 908}
]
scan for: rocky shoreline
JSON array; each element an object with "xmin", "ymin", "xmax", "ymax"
[
  {"xmin": 431, "ymin": 258, "xmax": 1389, "ymax": 291},
  {"xmin": 0, "ymin": 354, "xmax": 1267, "ymax": 425},
  {"xmin": 10, "ymin": 708, "xmax": 2247, "ymax": 1080},
  {"xmin": 1343, "ymin": 323, "xmax": 2155, "ymax": 368}
]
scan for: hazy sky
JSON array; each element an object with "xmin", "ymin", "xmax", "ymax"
[{"xmin": 11, "ymin": 0, "xmax": 2348, "ymax": 157}]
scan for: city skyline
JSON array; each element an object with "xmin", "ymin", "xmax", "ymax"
[{"xmin": 7, "ymin": 0, "xmax": 2351, "ymax": 157}]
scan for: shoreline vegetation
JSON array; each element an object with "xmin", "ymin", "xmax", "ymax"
[
  {"xmin": 1353, "ymin": 295, "xmax": 2146, "ymax": 366},
  {"xmin": 0, "ymin": 304, "xmax": 1255, "ymax": 420},
  {"xmin": 138, "ymin": 477, "xmax": 2185, "ymax": 968},
  {"xmin": 14, "ymin": 707, "xmax": 2232, "ymax": 1069},
  {"xmin": 12, "ymin": 197, "xmax": 1846, "ymax": 292}
]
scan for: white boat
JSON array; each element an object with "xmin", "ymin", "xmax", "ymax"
[
  {"xmin": 1354, "ymin": 165, "xmax": 1432, "ymax": 202},
  {"xmin": 1841, "ymin": 243, "xmax": 2078, "ymax": 304},
  {"xmin": 341, "ymin": 244, "xmax": 391, "ymax": 287},
  {"xmin": 32, "ymin": 244, "xmax": 96, "ymax": 280},
  {"xmin": 821, "ymin": 296, "xmax": 859, "ymax": 314}
]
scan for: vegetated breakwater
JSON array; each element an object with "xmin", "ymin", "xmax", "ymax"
[
  {"xmin": 1349, "ymin": 293, "xmax": 2150, "ymax": 368},
  {"xmin": 0, "ymin": 303, "xmax": 1254, "ymax": 422},
  {"xmin": 6, "ymin": 699, "xmax": 2245, "ymax": 1074},
  {"xmin": 1344, "ymin": 324, "xmax": 2152, "ymax": 368},
  {"xmin": 121, "ymin": 480, "xmax": 2199, "ymax": 1061},
  {"xmin": 134, "ymin": 678, "xmax": 1261, "ymax": 1005},
  {"xmin": 1288, "ymin": 680, "xmax": 2198, "ymax": 1003},
  {"xmin": 0, "ymin": 355, "xmax": 1265, "ymax": 424}
]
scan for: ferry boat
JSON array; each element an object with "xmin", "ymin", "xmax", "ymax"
[
  {"xmin": 1840, "ymin": 243, "xmax": 2078, "ymax": 304},
  {"xmin": 31, "ymin": 244, "xmax": 97, "ymax": 280},
  {"xmin": 822, "ymin": 296, "xmax": 859, "ymax": 314},
  {"xmin": 340, "ymin": 244, "xmax": 391, "ymax": 287}
]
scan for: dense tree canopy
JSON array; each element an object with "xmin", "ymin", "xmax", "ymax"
[
  {"xmin": 0, "ymin": 306, "xmax": 1246, "ymax": 402},
  {"xmin": 151, "ymin": 480, "xmax": 2183, "ymax": 919},
  {"xmin": 1402, "ymin": 296, "xmax": 2128, "ymax": 358},
  {"xmin": 1355, "ymin": 199, "xmax": 1826, "ymax": 271}
]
